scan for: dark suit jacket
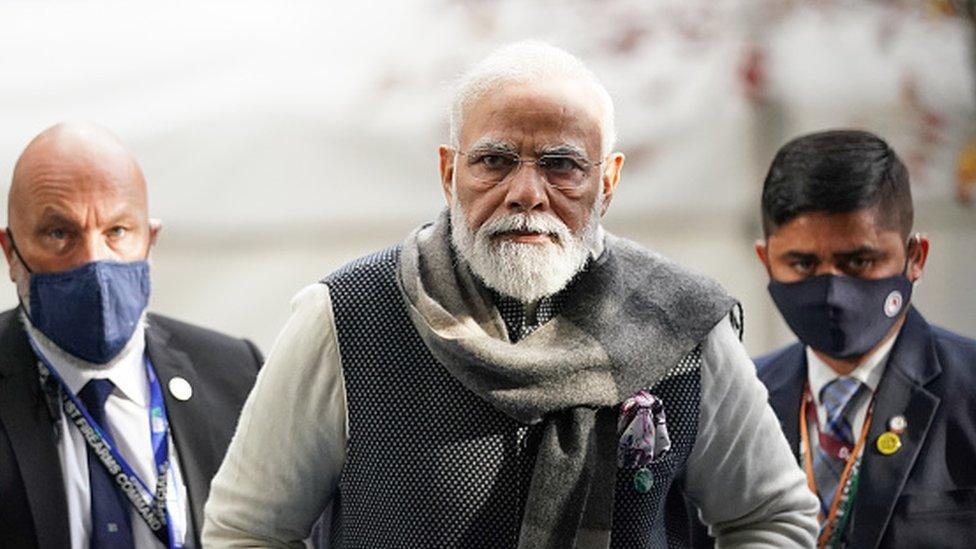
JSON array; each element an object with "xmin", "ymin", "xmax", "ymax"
[
  {"xmin": 758, "ymin": 308, "xmax": 976, "ymax": 548},
  {"xmin": 0, "ymin": 308, "xmax": 262, "ymax": 549}
]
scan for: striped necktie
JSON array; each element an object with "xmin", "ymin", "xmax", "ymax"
[{"xmin": 813, "ymin": 377, "xmax": 864, "ymax": 521}]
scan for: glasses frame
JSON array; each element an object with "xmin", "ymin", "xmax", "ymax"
[{"xmin": 453, "ymin": 148, "xmax": 605, "ymax": 190}]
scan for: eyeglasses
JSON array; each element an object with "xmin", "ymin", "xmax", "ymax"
[{"xmin": 454, "ymin": 149, "xmax": 603, "ymax": 190}]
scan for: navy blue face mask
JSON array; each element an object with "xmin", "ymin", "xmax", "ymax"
[
  {"xmin": 768, "ymin": 273, "xmax": 912, "ymax": 360},
  {"xmin": 9, "ymin": 231, "xmax": 151, "ymax": 364}
]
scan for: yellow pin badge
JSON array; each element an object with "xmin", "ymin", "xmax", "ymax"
[{"xmin": 876, "ymin": 431, "xmax": 902, "ymax": 456}]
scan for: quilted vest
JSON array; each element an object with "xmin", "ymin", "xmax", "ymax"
[{"xmin": 324, "ymin": 246, "xmax": 703, "ymax": 548}]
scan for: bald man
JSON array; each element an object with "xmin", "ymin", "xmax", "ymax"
[{"xmin": 0, "ymin": 123, "xmax": 262, "ymax": 549}]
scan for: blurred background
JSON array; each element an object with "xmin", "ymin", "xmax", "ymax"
[{"xmin": 1, "ymin": 0, "xmax": 973, "ymax": 356}]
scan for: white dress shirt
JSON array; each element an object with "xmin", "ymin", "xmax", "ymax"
[
  {"xmin": 24, "ymin": 317, "xmax": 188, "ymax": 549},
  {"xmin": 203, "ymin": 284, "xmax": 818, "ymax": 547},
  {"xmin": 806, "ymin": 333, "xmax": 898, "ymax": 442}
]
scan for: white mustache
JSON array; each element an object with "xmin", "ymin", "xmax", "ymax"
[{"xmin": 481, "ymin": 213, "xmax": 571, "ymax": 243}]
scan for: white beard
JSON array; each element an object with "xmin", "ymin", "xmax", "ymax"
[{"xmin": 450, "ymin": 197, "xmax": 602, "ymax": 303}]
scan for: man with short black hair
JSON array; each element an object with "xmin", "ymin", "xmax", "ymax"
[{"xmin": 754, "ymin": 129, "xmax": 976, "ymax": 547}]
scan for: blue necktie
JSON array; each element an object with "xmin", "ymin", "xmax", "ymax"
[
  {"xmin": 813, "ymin": 377, "xmax": 864, "ymax": 520},
  {"xmin": 79, "ymin": 379, "xmax": 135, "ymax": 548}
]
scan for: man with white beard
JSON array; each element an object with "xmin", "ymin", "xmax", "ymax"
[{"xmin": 204, "ymin": 41, "xmax": 818, "ymax": 548}]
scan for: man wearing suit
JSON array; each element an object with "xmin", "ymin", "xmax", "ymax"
[
  {"xmin": 754, "ymin": 129, "xmax": 976, "ymax": 547},
  {"xmin": 0, "ymin": 123, "xmax": 262, "ymax": 548}
]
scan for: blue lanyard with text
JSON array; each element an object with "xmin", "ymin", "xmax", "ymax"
[{"xmin": 29, "ymin": 336, "xmax": 177, "ymax": 549}]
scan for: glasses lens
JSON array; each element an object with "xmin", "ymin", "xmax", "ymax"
[
  {"xmin": 538, "ymin": 155, "xmax": 587, "ymax": 189},
  {"xmin": 466, "ymin": 153, "xmax": 518, "ymax": 183}
]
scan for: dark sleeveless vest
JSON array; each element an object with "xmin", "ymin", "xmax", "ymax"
[{"xmin": 324, "ymin": 246, "xmax": 703, "ymax": 548}]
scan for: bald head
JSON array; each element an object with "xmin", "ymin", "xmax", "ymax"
[
  {"xmin": 10, "ymin": 123, "xmax": 147, "ymax": 224},
  {"xmin": 2, "ymin": 123, "xmax": 158, "ymax": 277}
]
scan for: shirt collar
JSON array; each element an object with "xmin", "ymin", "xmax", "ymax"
[
  {"xmin": 807, "ymin": 331, "xmax": 898, "ymax": 406},
  {"xmin": 21, "ymin": 312, "xmax": 150, "ymax": 407}
]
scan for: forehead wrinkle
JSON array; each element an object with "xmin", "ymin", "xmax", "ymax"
[
  {"xmin": 14, "ymin": 167, "xmax": 146, "ymax": 231},
  {"xmin": 22, "ymin": 164, "xmax": 132, "ymax": 204},
  {"xmin": 461, "ymin": 81, "xmax": 603, "ymax": 155}
]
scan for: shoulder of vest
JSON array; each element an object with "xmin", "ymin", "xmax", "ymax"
[{"xmin": 321, "ymin": 245, "xmax": 402, "ymax": 286}]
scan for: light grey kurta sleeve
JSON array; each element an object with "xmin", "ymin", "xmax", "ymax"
[
  {"xmin": 203, "ymin": 284, "xmax": 348, "ymax": 548},
  {"xmin": 684, "ymin": 317, "xmax": 819, "ymax": 548}
]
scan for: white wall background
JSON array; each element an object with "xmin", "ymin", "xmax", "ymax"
[{"xmin": 1, "ymin": 0, "xmax": 973, "ymax": 355}]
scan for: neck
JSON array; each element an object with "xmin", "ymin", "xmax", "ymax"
[{"xmin": 813, "ymin": 313, "xmax": 907, "ymax": 376}]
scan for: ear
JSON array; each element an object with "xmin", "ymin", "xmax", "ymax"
[
  {"xmin": 907, "ymin": 233, "xmax": 930, "ymax": 282},
  {"xmin": 754, "ymin": 239, "xmax": 771, "ymax": 270},
  {"xmin": 148, "ymin": 219, "xmax": 163, "ymax": 252},
  {"xmin": 599, "ymin": 152, "xmax": 625, "ymax": 215},
  {"xmin": 0, "ymin": 228, "xmax": 16, "ymax": 281},
  {"xmin": 438, "ymin": 146, "xmax": 456, "ymax": 205}
]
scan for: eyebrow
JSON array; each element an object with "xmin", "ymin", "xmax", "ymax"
[
  {"xmin": 779, "ymin": 251, "xmax": 819, "ymax": 262},
  {"xmin": 833, "ymin": 246, "xmax": 886, "ymax": 261},
  {"xmin": 35, "ymin": 209, "xmax": 80, "ymax": 229},
  {"xmin": 777, "ymin": 246, "xmax": 886, "ymax": 262},
  {"xmin": 465, "ymin": 139, "xmax": 589, "ymax": 159},
  {"xmin": 537, "ymin": 143, "xmax": 587, "ymax": 158},
  {"xmin": 35, "ymin": 207, "xmax": 139, "ymax": 232},
  {"xmin": 466, "ymin": 139, "xmax": 518, "ymax": 155}
]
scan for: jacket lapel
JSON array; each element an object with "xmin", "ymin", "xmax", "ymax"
[
  {"xmin": 0, "ymin": 312, "xmax": 71, "ymax": 548},
  {"xmin": 848, "ymin": 309, "xmax": 941, "ymax": 549},
  {"xmin": 145, "ymin": 317, "xmax": 216, "ymax": 546},
  {"xmin": 760, "ymin": 344, "xmax": 807, "ymax": 458}
]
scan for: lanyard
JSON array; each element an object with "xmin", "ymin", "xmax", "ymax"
[
  {"xmin": 800, "ymin": 383, "xmax": 872, "ymax": 548},
  {"xmin": 29, "ymin": 336, "xmax": 177, "ymax": 549}
]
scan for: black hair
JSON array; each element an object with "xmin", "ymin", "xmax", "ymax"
[{"xmin": 761, "ymin": 129, "xmax": 913, "ymax": 238}]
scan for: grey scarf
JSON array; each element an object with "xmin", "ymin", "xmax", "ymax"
[{"xmin": 397, "ymin": 209, "xmax": 735, "ymax": 547}]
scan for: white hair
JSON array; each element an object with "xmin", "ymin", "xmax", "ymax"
[{"xmin": 449, "ymin": 40, "xmax": 617, "ymax": 157}]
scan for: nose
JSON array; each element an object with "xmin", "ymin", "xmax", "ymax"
[
  {"xmin": 77, "ymin": 233, "xmax": 118, "ymax": 265},
  {"xmin": 813, "ymin": 263, "xmax": 843, "ymax": 277},
  {"xmin": 503, "ymin": 162, "xmax": 549, "ymax": 213}
]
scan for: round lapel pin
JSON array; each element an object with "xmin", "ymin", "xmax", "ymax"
[
  {"xmin": 168, "ymin": 376, "xmax": 193, "ymax": 401},
  {"xmin": 888, "ymin": 415, "xmax": 908, "ymax": 435},
  {"xmin": 876, "ymin": 431, "xmax": 902, "ymax": 455}
]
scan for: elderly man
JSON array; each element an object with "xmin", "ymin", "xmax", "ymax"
[
  {"xmin": 0, "ymin": 123, "xmax": 263, "ymax": 548},
  {"xmin": 753, "ymin": 130, "xmax": 976, "ymax": 547},
  {"xmin": 204, "ymin": 42, "xmax": 817, "ymax": 547}
]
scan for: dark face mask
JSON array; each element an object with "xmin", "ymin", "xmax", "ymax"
[
  {"xmin": 8, "ymin": 230, "xmax": 151, "ymax": 364},
  {"xmin": 768, "ymin": 273, "xmax": 912, "ymax": 360},
  {"xmin": 28, "ymin": 260, "xmax": 151, "ymax": 364}
]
